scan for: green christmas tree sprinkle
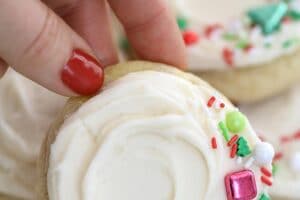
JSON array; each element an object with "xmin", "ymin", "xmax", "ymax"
[
  {"xmin": 259, "ymin": 193, "xmax": 270, "ymax": 200},
  {"xmin": 247, "ymin": 2, "xmax": 288, "ymax": 35},
  {"xmin": 177, "ymin": 16, "xmax": 188, "ymax": 30},
  {"xmin": 237, "ymin": 137, "xmax": 251, "ymax": 157}
]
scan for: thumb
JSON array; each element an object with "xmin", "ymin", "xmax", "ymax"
[{"xmin": 0, "ymin": 0, "xmax": 104, "ymax": 96}]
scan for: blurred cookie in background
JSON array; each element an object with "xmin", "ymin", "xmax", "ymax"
[{"xmin": 240, "ymin": 82, "xmax": 300, "ymax": 199}]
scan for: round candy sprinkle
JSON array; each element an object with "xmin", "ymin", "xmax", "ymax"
[
  {"xmin": 253, "ymin": 142, "xmax": 275, "ymax": 166},
  {"xmin": 183, "ymin": 30, "xmax": 199, "ymax": 45},
  {"xmin": 225, "ymin": 111, "xmax": 246, "ymax": 133}
]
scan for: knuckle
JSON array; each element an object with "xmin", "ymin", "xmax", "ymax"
[{"xmin": 19, "ymin": 8, "xmax": 60, "ymax": 66}]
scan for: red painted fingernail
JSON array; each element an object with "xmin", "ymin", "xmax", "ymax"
[{"xmin": 61, "ymin": 49, "xmax": 104, "ymax": 95}]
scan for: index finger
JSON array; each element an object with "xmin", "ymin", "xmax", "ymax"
[{"xmin": 108, "ymin": 0, "xmax": 186, "ymax": 69}]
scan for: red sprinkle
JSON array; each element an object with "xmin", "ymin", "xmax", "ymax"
[
  {"xmin": 274, "ymin": 152, "xmax": 283, "ymax": 161},
  {"xmin": 183, "ymin": 30, "xmax": 199, "ymax": 45},
  {"xmin": 244, "ymin": 44, "xmax": 254, "ymax": 53},
  {"xmin": 293, "ymin": 130, "xmax": 300, "ymax": 139},
  {"xmin": 261, "ymin": 176, "xmax": 272, "ymax": 186},
  {"xmin": 219, "ymin": 103, "xmax": 225, "ymax": 108},
  {"xmin": 222, "ymin": 48, "xmax": 234, "ymax": 66},
  {"xmin": 205, "ymin": 24, "xmax": 222, "ymax": 38},
  {"xmin": 282, "ymin": 16, "xmax": 291, "ymax": 24},
  {"xmin": 228, "ymin": 135, "xmax": 239, "ymax": 147},
  {"xmin": 280, "ymin": 136, "xmax": 290, "ymax": 143},
  {"xmin": 230, "ymin": 144, "xmax": 238, "ymax": 158},
  {"xmin": 260, "ymin": 167, "xmax": 272, "ymax": 177},
  {"xmin": 211, "ymin": 137, "xmax": 217, "ymax": 149},
  {"xmin": 207, "ymin": 96, "xmax": 216, "ymax": 107}
]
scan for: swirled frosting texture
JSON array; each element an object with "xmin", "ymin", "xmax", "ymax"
[
  {"xmin": 48, "ymin": 69, "xmax": 267, "ymax": 200},
  {"xmin": 0, "ymin": 69, "xmax": 66, "ymax": 199}
]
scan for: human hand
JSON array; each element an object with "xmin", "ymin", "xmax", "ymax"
[{"xmin": 0, "ymin": 0, "xmax": 186, "ymax": 96}]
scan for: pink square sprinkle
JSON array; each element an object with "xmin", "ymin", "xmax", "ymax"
[{"xmin": 225, "ymin": 169, "xmax": 257, "ymax": 200}]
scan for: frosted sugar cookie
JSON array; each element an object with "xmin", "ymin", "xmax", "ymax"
[
  {"xmin": 0, "ymin": 69, "xmax": 66, "ymax": 199},
  {"xmin": 240, "ymin": 83, "xmax": 300, "ymax": 199},
  {"xmin": 39, "ymin": 61, "xmax": 274, "ymax": 200},
  {"xmin": 168, "ymin": 0, "xmax": 300, "ymax": 103}
]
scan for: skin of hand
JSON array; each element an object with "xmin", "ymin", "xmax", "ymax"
[{"xmin": 0, "ymin": 0, "xmax": 186, "ymax": 96}]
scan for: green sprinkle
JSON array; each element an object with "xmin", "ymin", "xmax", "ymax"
[
  {"xmin": 120, "ymin": 38, "xmax": 130, "ymax": 51},
  {"xmin": 247, "ymin": 2, "xmax": 288, "ymax": 35},
  {"xmin": 236, "ymin": 39, "xmax": 249, "ymax": 49},
  {"xmin": 259, "ymin": 193, "xmax": 270, "ymax": 200},
  {"xmin": 218, "ymin": 121, "xmax": 230, "ymax": 141},
  {"xmin": 223, "ymin": 33, "xmax": 238, "ymax": 41},
  {"xmin": 237, "ymin": 137, "xmax": 252, "ymax": 157},
  {"xmin": 226, "ymin": 111, "xmax": 247, "ymax": 133},
  {"xmin": 288, "ymin": 10, "xmax": 300, "ymax": 20},
  {"xmin": 177, "ymin": 16, "xmax": 188, "ymax": 30},
  {"xmin": 272, "ymin": 163, "xmax": 278, "ymax": 175},
  {"xmin": 282, "ymin": 38, "xmax": 300, "ymax": 48}
]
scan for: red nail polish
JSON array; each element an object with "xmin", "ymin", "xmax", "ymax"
[{"xmin": 61, "ymin": 49, "xmax": 104, "ymax": 95}]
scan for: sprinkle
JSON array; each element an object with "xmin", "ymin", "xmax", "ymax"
[
  {"xmin": 274, "ymin": 152, "xmax": 283, "ymax": 161},
  {"xmin": 205, "ymin": 24, "xmax": 222, "ymax": 38},
  {"xmin": 236, "ymin": 157, "xmax": 243, "ymax": 164},
  {"xmin": 247, "ymin": 2, "xmax": 288, "ymax": 35},
  {"xmin": 222, "ymin": 33, "xmax": 238, "ymax": 41},
  {"xmin": 230, "ymin": 144, "xmax": 238, "ymax": 158},
  {"xmin": 245, "ymin": 157, "xmax": 255, "ymax": 168},
  {"xmin": 281, "ymin": 136, "xmax": 290, "ymax": 143},
  {"xmin": 120, "ymin": 38, "xmax": 130, "ymax": 51},
  {"xmin": 183, "ymin": 30, "xmax": 199, "ymax": 45},
  {"xmin": 282, "ymin": 16, "xmax": 292, "ymax": 23},
  {"xmin": 287, "ymin": 10, "xmax": 300, "ymax": 20},
  {"xmin": 282, "ymin": 39, "xmax": 294, "ymax": 48},
  {"xmin": 260, "ymin": 167, "xmax": 272, "ymax": 177},
  {"xmin": 222, "ymin": 48, "xmax": 234, "ymax": 66},
  {"xmin": 237, "ymin": 137, "xmax": 252, "ymax": 157},
  {"xmin": 207, "ymin": 96, "xmax": 216, "ymax": 107},
  {"xmin": 225, "ymin": 170, "xmax": 257, "ymax": 200},
  {"xmin": 253, "ymin": 142, "xmax": 274, "ymax": 165},
  {"xmin": 226, "ymin": 111, "xmax": 247, "ymax": 133},
  {"xmin": 211, "ymin": 137, "xmax": 217, "ymax": 149},
  {"xmin": 218, "ymin": 121, "xmax": 230, "ymax": 141},
  {"xmin": 261, "ymin": 176, "xmax": 272, "ymax": 186},
  {"xmin": 272, "ymin": 164, "xmax": 278, "ymax": 175},
  {"xmin": 293, "ymin": 130, "xmax": 300, "ymax": 139},
  {"xmin": 219, "ymin": 103, "xmax": 225, "ymax": 108},
  {"xmin": 259, "ymin": 193, "xmax": 270, "ymax": 200},
  {"xmin": 236, "ymin": 39, "xmax": 249, "ymax": 49},
  {"xmin": 177, "ymin": 16, "xmax": 188, "ymax": 30},
  {"xmin": 244, "ymin": 44, "xmax": 254, "ymax": 53},
  {"xmin": 228, "ymin": 135, "xmax": 239, "ymax": 146}
]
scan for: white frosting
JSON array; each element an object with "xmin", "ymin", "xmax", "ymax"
[
  {"xmin": 240, "ymin": 83, "xmax": 300, "ymax": 199},
  {"xmin": 48, "ymin": 70, "xmax": 270, "ymax": 200},
  {"xmin": 0, "ymin": 69, "xmax": 66, "ymax": 199},
  {"xmin": 167, "ymin": 0, "xmax": 300, "ymax": 70}
]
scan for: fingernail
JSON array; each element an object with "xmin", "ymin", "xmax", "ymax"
[{"xmin": 61, "ymin": 49, "xmax": 104, "ymax": 95}]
